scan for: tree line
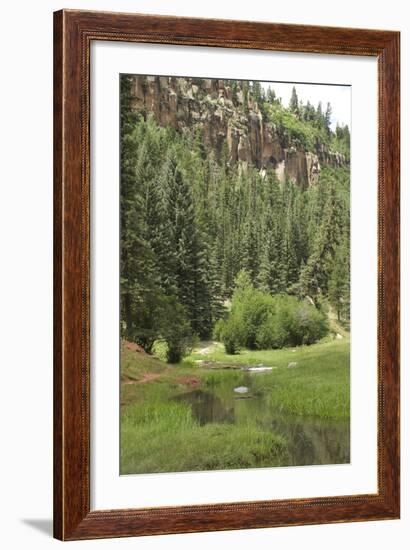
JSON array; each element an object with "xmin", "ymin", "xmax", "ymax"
[{"xmin": 120, "ymin": 76, "xmax": 350, "ymax": 362}]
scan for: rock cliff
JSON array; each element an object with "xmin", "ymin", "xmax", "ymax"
[{"xmin": 128, "ymin": 75, "xmax": 347, "ymax": 187}]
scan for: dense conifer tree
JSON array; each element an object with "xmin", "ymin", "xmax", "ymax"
[
  {"xmin": 120, "ymin": 76, "xmax": 351, "ymax": 354},
  {"xmin": 289, "ymin": 86, "xmax": 299, "ymax": 114}
]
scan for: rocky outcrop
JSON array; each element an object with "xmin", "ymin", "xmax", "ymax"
[{"xmin": 128, "ymin": 75, "xmax": 347, "ymax": 187}]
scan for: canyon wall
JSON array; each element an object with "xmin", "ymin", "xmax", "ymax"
[{"xmin": 128, "ymin": 75, "xmax": 347, "ymax": 187}]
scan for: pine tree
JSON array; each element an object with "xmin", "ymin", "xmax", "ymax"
[
  {"xmin": 328, "ymin": 232, "xmax": 350, "ymax": 321},
  {"xmin": 120, "ymin": 75, "xmax": 351, "ymax": 349},
  {"xmin": 266, "ymin": 87, "xmax": 276, "ymax": 104},
  {"xmin": 252, "ymin": 80, "xmax": 263, "ymax": 104},
  {"xmin": 325, "ymin": 102, "xmax": 332, "ymax": 134},
  {"xmin": 208, "ymin": 242, "xmax": 226, "ymax": 323},
  {"xmin": 289, "ymin": 86, "xmax": 299, "ymax": 114},
  {"xmin": 120, "ymin": 78, "xmax": 162, "ymax": 349},
  {"xmin": 303, "ymin": 100, "xmax": 316, "ymax": 122},
  {"xmin": 160, "ymin": 152, "xmax": 213, "ymax": 337},
  {"xmin": 258, "ymin": 229, "xmax": 285, "ymax": 294},
  {"xmin": 242, "ymin": 81, "xmax": 250, "ymax": 114},
  {"xmin": 295, "ymin": 172, "xmax": 344, "ymax": 302},
  {"xmin": 241, "ymin": 218, "xmax": 259, "ymax": 283},
  {"xmin": 316, "ymin": 101, "xmax": 324, "ymax": 129},
  {"xmin": 231, "ymin": 80, "xmax": 238, "ymax": 104}
]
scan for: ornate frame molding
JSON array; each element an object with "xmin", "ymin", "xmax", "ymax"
[{"xmin": 54, "ymin": 9, "xmax": 400, "ymax": 540}]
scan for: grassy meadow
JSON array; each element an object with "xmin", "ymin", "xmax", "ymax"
[
  {"xmin": 121, "ymin": 335, "xmax": 350, "ymax": 474},
  {"xmin": 120, "ymin": 76, "xmax": 351, "ymax": 475}
]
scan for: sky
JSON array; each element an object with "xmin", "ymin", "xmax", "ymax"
[{"xmin": 261, "ymin": 81, "xmax": 351, "ymax": 131}]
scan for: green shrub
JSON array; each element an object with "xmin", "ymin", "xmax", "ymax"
[
  {"xmin": 222, "ymin": 270, "xmax": 273, "ymax": 351},
  {"xmin": 267, "ymin": 103, "xmax": 330, "ymax": 151},
  {"xmin": 213, "ymin": 318, "xmax": 225, "ymax": 341},
  {"xmin": 160, "ymin": 296, "xmax": 194, "ymax": 363},
  {"xmin": 291, "ymin": 302, "xmax": 329, "ymax": 345},
  {"xmin": 256, "ymin": 312, "xmax": 288, "ymax": 349},
  {"xmin": 220, "ymin": 276, "xmax": 328, "ymax": 351},
  {"xmin": 216, "ymin": 316, "xmax": 243, "ymax": 354},
  {"xmin": 223, "ymin": 334, "xmax": 239, "ymax": 355},
  {"xmin": 265, "ymin": 295, "xmax": 328, "ymax": 348},
  {"xmin": 239, "ymin": 290, "xmax": 273, "ymax": 349}
]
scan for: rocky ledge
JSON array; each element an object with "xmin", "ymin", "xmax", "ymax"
[{"xmin": 128, "ymin": 75, "xmax": 347, "ymax": 187}]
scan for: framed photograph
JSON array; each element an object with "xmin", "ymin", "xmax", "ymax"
[{"xmin": 54, "ymin": 9, "xmax": 400, "ymax": 540}]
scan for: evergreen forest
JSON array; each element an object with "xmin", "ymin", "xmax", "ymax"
[{"xmin": 120, "ymin": 76, "xmax": 350, "ymax": 363}]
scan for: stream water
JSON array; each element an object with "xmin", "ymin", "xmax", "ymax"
[{"xmin": 174, "ymin": 371, "xmax": 350, "ymax": 467}]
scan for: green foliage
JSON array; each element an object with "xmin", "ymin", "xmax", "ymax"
[
  {"xmin": 251, "ymin": 80, "xmax": 264, "ymax": 104},
  {"xmin": 332, "ymin": 123, "xmax": 351, "ymax": 161},
  {"xmin": 218, "ymin": 273, "xmax": 328, "ymax": 351},
  {"xmin": 264, "ymin": 90, "xmax": 343, "ymax": 151},
  {"xmin": 259, "ymin": 295, "xmax": 329, "ymax": 348},
  {"xmin": 159, "ymin": 296, "xmax": 193, "ymax": 363},
  {"xmin": 216, "ymin": 270, "xmax": 269, "ymax": 352},
  {"xmin": 289, "ymin": 86, "xmax": 299, "ymax": 114},
  {"xmin": 120, "ymin": 95, "xmax": 225, "ymax": 352},
  {"xmin": 294, "ymin": 166, "xmax": 349, "ymax": 308},
  {"xmin": 328, "ymin": 236, "xmax": 350, "ymax": 322},
  {"xmin": 325, "ymin": 102, "xmax": 332, "ymax": 134},
  {"xmin": 120, "ymin": 75, "xmax": 350, "ymax": 352},
  {"xmin": 214, "ymin": 317, "xmax": 240, "ymax": 354},
  {"xmin": 266, "ymin": 101, "xmax": 330, "ymax": 151},
  {"xmin": 256, "ymin": 311, "xmax": 288, "ymax": 349},
  {"xmin": 121, "ymin": 399, "xmax": 288, "ymax": 474},
  {"xmin": 186, "ymin": 337, "xmax": 351, "ymax": 420},
  {"xmin": 120, "ymin": 337, "xmax": 349, "ymax": 473}
]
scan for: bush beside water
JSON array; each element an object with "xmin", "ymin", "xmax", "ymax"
[{"xmin": 215, "ymin": 271, "xmax": 328, "ymax": 354}]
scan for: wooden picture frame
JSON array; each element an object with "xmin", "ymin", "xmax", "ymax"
[{"xmin": 53, "ymin": 9, "xmax": 400, "ymax": 540}]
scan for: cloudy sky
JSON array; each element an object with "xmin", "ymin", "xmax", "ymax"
[{"xmin": 261, "ymin": 81, "xmax": 351, "ymax": 131}]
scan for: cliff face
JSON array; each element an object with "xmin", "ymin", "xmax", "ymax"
[{"xmin": 128, "ymin": 75, "xmax": 347, "ymax": 187}]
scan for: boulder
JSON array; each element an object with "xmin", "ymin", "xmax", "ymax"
[{"xmin": 234, "ymin": 386, "xmax": 249, "ymax": 394}]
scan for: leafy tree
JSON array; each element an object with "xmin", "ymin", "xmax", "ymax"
[{"xmin": 218, "ymin": 281, "xmax": 328, "ymax": 351}]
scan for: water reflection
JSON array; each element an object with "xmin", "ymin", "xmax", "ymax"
[
  {"xmin": 175, "ymin": 389, "xmax": 235, "ymax": 426},
  {"xmin": 174, "ymin": 373, "xmax": 350, "ymax": 467}
]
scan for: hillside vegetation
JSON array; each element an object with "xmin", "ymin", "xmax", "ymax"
[{"xmin": 121, "ymin": 77, "xmax": 350, "ymax": 360}]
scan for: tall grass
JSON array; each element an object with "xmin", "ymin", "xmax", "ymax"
[
  {"xmin": 191, "ymin": 339, "xmax": 350, "ymax": 419},
  {"xmin": 203, "ymin": 370, "xmax": 243, "ymax": 387},
  {"xmin": 120, "ymin": 337, "xmax": 349, "ymax": 473},
  {"xmin": 121, "ymin": 400, "xmax": 287, "ymax": 474}
]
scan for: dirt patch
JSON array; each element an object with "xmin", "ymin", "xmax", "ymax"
[
  {"xmin": 177, "ymin": 376, "xmax": 201, "ymax": 387},
  {"xmin": 123, "ymin": 373, "xmax": 162, "ymax": 385},
  {"xmin": 123, "ymin": 340, "xmax": 146, "ymax": 353}
]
